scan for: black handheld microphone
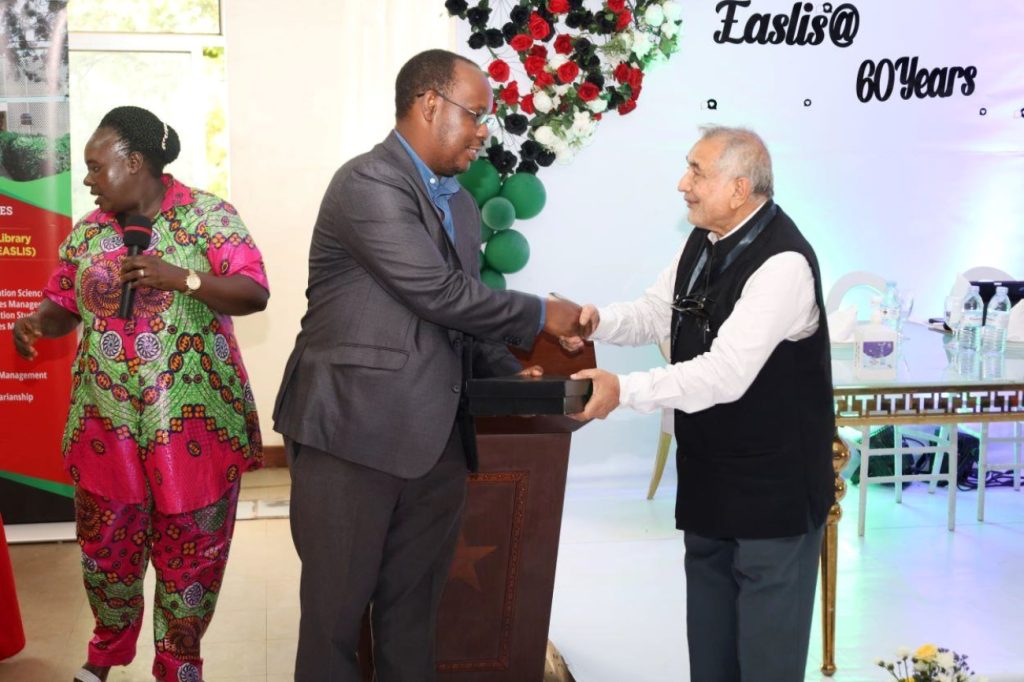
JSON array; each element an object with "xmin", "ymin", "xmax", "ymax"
[{"xmin": 117, "ymin": 216, "xmax": 154, "ymax": 320}]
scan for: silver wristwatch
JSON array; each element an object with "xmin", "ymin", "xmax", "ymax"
[{"xmin": 183, "ymin": 268, "xmax": 201, "ymax": 296}]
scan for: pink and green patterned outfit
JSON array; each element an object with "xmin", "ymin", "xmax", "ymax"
[{"xmin": 43, "ymin": 176, "xmax": 267, "ymax": 681}]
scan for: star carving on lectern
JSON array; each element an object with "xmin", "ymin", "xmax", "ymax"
[{"xmin": 449, "ymin": 531, "xmax": 497, "ymax": 592}]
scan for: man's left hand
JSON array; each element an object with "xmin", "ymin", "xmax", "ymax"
[
  {"xmin": 569, "ymin": 368, "xmax": 620, "ymax": 421},
  {"xmin": 516, "ymin": 364, "xmax": 544, "ymax": 378}
]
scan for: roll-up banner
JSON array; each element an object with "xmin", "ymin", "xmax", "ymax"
[{"xmin": 0, "ymin": 0, "xmax": 75, "ymax": 526}]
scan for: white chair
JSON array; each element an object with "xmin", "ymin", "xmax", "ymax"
[
  {"xmin": 977, "ymin": 423, "xmax": 1024, "ymax": 521},
  {"xmin": 647, "ymin": 338, "xmax": 673, "ymax": 500},
  {"xmin": 827, "ymin": 271, "xmax": 958, "ymax": 535},
  {"xmin": 961, "ymin": 266, "xmax": 1014, "ymax": 281},
  {"xmin": 825, "ymin": 270, "xmax": 887, "ymax": 315}
]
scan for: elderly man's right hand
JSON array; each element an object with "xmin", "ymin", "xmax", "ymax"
[
  {"xmin": 558, "ymin": 304, "xmax": 599, "ymax": 353},
  {"xmin": 12, "ymin": 315, "xmax": 43, "ymax": 360}
]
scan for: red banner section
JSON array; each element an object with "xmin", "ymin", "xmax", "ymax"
[{"xmin": 0, "ymin": 195, "xmax": 75, "ymax": 485}]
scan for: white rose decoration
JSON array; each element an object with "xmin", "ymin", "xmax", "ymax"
[
  {"xmin": 553, "ymin": 140, "xmax": 573, "ymax": 163},
  {"xmin": 663, "ymin": 1, "xmax": 682, "ymax": 22},
  {"xmin": 644, "ymin": 4, "xmax": 665, "ymax": 27},
  {"xmin": 548, "ymin": 53, "xmax": 568, "ymax": 69},
  {"xmin": 534, "ymin": 125, "xmax": 558, "ymax": 148},
  {"xmin": 661, "ymin": 19, "xmax": 678, "ymax": 38},
  {"xmin": 570, "ymin": 110, "xmax": 594, "ymax": 136},
  {"xmin": 587, "ymin": 98, "xmax": 608, "ymax": 114},
  {"xmin": 632, "ymin": 33, "xmax": 653, "ymax": 59},
  {"xmin": 533, "ymin": 91, "xmax": 554, "ymax": 114}
]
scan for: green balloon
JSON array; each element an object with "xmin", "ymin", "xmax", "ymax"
[
  {"xmin": 481, "ymin": 221, "xmax": 495, "ymax": 243},
  {"xmin": 480, "ymin": 267, "xmax": 507, "ymax": 289},
  {"xmin": 457, "ymin": 158, "xmax": 501, "ymax": 207},
  {"xmin": 481, "ymin": 196, "xmax": 516, "ymax": 231},
  {"xmin": 484, "ymin": 229, "xmax": 530, "ymax": 274},
  {"xmin": 499, "ymin": 173, "xmax": 546, "ymax": 220}
]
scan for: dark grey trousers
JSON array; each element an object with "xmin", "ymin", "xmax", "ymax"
[
  {"xmin": 684, "ymin": 521, "xmax": 825, "ymax": 682},
  {"xmin": 288, "ymin": 429, "xmax": 467, "ymax": 682}
]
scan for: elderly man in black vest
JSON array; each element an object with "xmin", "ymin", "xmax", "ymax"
[{"xmin": 565, "ymin": 126, "xmax": 835, "ymax": 682}]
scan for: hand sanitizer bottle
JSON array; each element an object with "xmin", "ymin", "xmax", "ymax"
[{"xmin": 855, "ymin": 307, "xmax": 898, "ymax": 380}]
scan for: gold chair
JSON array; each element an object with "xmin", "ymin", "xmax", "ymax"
[{"xmin": 647, "ymin": 338, "xmax": 673, "ymax": 500}]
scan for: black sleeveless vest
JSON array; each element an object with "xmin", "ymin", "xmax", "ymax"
[{"xmin": 670, "ymin": 202, "xmax": 835, "ymax": 539}]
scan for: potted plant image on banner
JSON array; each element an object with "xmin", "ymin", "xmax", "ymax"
[{"xmin": 447, "ymin": 0, "xmax": 683, "ymax": 286}]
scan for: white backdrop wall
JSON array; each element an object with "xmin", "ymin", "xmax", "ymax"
[
  {"xmin": 454, "ymin": 0, "xmax": 1024, "ymax": 480},
  {"xmin": 224, "ymin": 2, "xmax": 1023, "ymax": 474}
]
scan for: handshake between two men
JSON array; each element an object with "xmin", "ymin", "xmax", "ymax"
[{"xmin": 540, "ymin": 295, "xmax": 619, "ymax": 422}]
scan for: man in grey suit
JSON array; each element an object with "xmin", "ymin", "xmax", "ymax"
[{"xmin": 273, "ymin": 49, "xmax": 582, "ymax": 681}]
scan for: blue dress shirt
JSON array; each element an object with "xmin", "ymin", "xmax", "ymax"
[{"xmin": 393, "ymin": 130, "xmax": 546, "ymax": 331}]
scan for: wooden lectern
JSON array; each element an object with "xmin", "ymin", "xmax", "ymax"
[{"xmin": 360, "ymin": 334, "xmax": 594, "ymax": 682}]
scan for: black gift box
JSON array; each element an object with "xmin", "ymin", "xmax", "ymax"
[{"xmin": 466, "ymin": 375, "xmax": 593, "ymax": 416}]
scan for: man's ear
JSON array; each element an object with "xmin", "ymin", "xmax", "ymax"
[
  {"xmin": 730, "ymin": 176, "xmax": 752, "ymax": 209},
  {"xmin": 419, "ymin": 90, "xmax": 439, "ymax": 123}
]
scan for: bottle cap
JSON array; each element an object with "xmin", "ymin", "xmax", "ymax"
[
  {"xmin": 997, "ymin": 286, "xmax": 1008, "ymax": 295},
  {"xmin": 970, "ymin": 285, "xmax": 980, "ymax": 293}
]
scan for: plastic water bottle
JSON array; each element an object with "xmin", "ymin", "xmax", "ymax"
[
  {"xmin": 957, "ymin": 285, "xmax": 984, "ymax": 352},
  {"xmin": 879, "ymin": 280, "xmax": 900, "ymax": 330},
  {"xmin": 980, "ymin": 285, "xmax": 1011, "ymax": 354}
]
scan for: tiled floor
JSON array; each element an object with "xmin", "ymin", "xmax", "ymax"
[{"xmin": 3, "ymin": 467, "xmax": 1024, "ymax": 681}]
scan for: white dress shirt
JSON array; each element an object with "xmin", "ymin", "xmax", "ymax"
[{"xmin": 592, "ymin": 210, "xmax": 820, "ymax": 415}]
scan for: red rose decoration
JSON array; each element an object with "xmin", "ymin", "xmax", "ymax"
[
  {"xmin": 631, "ymin": 84, "xmax": 643, "ymax": 101},
  {"xmin": 521, "ymin": 94, "xmax": 536, "ymax": 115},
  {"xmin": 548, "ymin": 0, "xmax": 570, "ymax": 13},
  {"xmin": 488, "ymin": 59, "xmax": 511, "ymax": 83},
  {"xmin": 617, "ymin": 98, "xmax": 637, "ymax": 115},
  {"xmin": 529, "ymin": 44, "xmax": 548, "ymax": 59},
  {"xmin": 554, "ymin": 34, "xmax": 573, "ymax": 55},
  {"xmin": 509, "ymin": 34, "xmax": 533, "ymax": 52},
  {"xmin": 577, "ymin": 82, "xmax": 600, "ymax": 102},
  {"xmin": 616, "ymin": 9, "xmax": 632, "ymax": 31},
  {"xmin": 613, "ymin": 62, "xmax": 631, "ymax": 83},
  {"xmin": 556, "ymin": 61, "xmax": 580, "ymax": 84},
  {"xmin": 500, "ymin": 81, "xmax": 520, "ymax": 105},
  {"xmin": 594, "ymin": 113, "xmax": 603, "ymax": 121},
  {"xmin": 627, "ymin": 67, "xmax": 644, "ymax": 90},
  {"xmin": 607, "ymin": 0, "xmax": 626, "ymax": 11},
  {"xmin": 529, "ymin": 12, "xmax": 551, "ymax": 39},
  {"xmin": 534, "ymin": 71, "xmax": 555, "ymax": 88},
  {"xmin": 524, "ymin": 55, "xmax": 547, "ymax": 78}
]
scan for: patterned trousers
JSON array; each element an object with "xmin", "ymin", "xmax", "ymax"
[{"xmin": 75, "ymin": 481, "xmax": 240, "ymax": 682}]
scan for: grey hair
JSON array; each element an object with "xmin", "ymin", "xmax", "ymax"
[{"xmin": 698, "ymin": 125, "xmax": 774, "ymax": 199}]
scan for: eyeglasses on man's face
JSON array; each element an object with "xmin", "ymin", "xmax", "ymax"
[{"xmin": 417, "ymin": 90, "xmax": 492, "ymax": 127}]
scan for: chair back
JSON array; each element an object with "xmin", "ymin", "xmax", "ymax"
[
  {"xmin": 825, "ymin": 271, "xmax": 888, "ymax": 317},
  {"xmin": 962, "ymin": 266, "xmax": 1015, "ymax": 281}
]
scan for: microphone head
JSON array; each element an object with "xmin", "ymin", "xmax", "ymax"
[{"xmin": 123, "ymin": 215, "xmax": 154, "ymax": 250}]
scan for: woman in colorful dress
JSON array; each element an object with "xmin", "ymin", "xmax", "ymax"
[{"xmin": 12, "ymin": 106, "xmax": 269, "ymax": 682}]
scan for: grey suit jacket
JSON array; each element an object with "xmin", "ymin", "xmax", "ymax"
[{"xmin": 273, "ymin": 132, "xmax": 541, "ymax": 478}]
